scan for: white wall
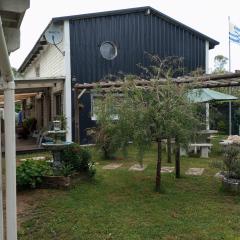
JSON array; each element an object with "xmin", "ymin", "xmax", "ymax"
[{"xmin": 23, "ymin": 40, "xmax": 65, "ymax": 78}]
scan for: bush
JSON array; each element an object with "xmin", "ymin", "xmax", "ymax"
[
  {"xmin": 87, "ymin": 127, "xmax": 119, "ymax": 160},
  {"xmin": 61, "ymin": 143, "xmax": 95, "ymax": 176},
  {"xmin": 223, "ymin": 145, "xmax": 240, "ymax": 179},
  {"xmin": 17, "ymin": 160, "xmax": 51, "ymax": 189}
]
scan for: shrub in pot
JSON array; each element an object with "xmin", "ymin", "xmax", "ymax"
[{"xmin": 221, "ymin": 144, "xmax": 240, "ymax": 193}]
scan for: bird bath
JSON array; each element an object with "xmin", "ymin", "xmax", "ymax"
[{"xmin": 42, "ymin": 120, "xmax": 72, "ymax": 171}]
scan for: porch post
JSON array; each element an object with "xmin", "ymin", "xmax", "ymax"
[
  {"xmin": 0, "ymin": 110, "xmax": 4, "ymax": 240},
  {"xmin": 0, "ymin": 16, "xmax": 17, "ymax": 240},
  {"xmin": 63, "ymin": 20, "xmax": 72, "ymax": 142}
]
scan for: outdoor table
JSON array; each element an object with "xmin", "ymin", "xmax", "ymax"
[{"xmin": 197, "ymin": 129, "xmax": 218, "ymax": 143}]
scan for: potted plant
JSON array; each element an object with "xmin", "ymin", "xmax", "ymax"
[{"xmin": 221, "ymin": 144, "xmax": 240, "ymax": 193}]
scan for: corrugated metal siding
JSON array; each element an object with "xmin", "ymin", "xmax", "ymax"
[{"xmin": 70, "ymin": 12, "xmax": 207, "ymax": 143}]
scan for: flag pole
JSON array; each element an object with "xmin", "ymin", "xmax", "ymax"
[{"xmin": 228, "ymin": 16, "xmax": 232, "ymax": 136}]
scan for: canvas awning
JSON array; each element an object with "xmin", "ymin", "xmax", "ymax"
[{"xmin": 188, "ymin": 88, "xmax": 238, "ymax": 103}]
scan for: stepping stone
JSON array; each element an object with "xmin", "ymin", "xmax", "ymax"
[
  {"xmin": 102, "ymin": 163, "xmax": 122, "ymax": 170},
  {"xmin": 214, "ymin": 172, "xmax": 224, "ymax": 179},
  {"xmin": 129, "ymin": 164, "xmax": 147, "ymax": 171},
  {"xmin": 161, "ymin": 166, "xmax": 174, "ymax": 173},
  {"xmin": 20, "ymin": 156, "xmax": 46, "ymax": 162},
  {"xmin": 185, "ymin": 168, "xmax": 204, "ymax": 176},
  {"xmin": 32, "ymin": 156, "xmax": 46, "ymax": 161}
]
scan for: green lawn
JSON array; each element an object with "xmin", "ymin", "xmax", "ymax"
[{"xmin": 18, "ymin": 143, "xmax": 240, "ymax": 240}]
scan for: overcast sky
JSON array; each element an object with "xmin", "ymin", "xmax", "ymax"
[{"xmin": 10, "ymin": 0, "xmax": 240, "ymax": 72}]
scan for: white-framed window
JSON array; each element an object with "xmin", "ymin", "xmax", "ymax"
[
  {"xmin": 91, "ymin": 93, "xmax": 122, "ymax": 121},
  {"xmin": 99, "ymin": 41, "xmax": 118, "ymax": 60}
]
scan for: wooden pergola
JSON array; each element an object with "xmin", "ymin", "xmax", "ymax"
[{"xmin": 74, "ymin": 72, "xmax": 240, "ymax": 91}]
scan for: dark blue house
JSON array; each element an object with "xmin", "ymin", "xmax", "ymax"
[{"xmin": 19, "ymin": 6, "xmax": 219, "ymax": 144}]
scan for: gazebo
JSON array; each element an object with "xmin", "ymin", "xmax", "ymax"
[{"xmin": 188, "ymin": 88, "xmax": 238, "ymax": 131}]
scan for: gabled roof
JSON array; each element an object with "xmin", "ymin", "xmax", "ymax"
[
  {"xmin": 53, "ymin": 6, "xmax": 219, "ymax": 49},
  {"xmin": 18, "ymin": 6, "xmax": 219, "ymax": 73}
]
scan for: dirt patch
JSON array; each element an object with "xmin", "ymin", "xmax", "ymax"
[{"xmin": 17, "ymin": 189, "xmax": 61, "ymax": 228}]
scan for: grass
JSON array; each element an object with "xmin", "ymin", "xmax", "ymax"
[{"xmin": 18, "ymin": 141, "xmax": 240, "ymax": 240}]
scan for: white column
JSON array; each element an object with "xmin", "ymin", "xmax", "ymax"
[
  {"xmin": 205, "ymin": 41, "xmax": 210, "ymax": 131},
  {"xmin": 205, "ymin": 41, "xmax": 209, "ymax": 74},
  {"xmin": 4, "ymin": 82, "xmax": 17, "ymax": 240},
  {"xmin": 63, "ymin": 20, "xmax": 72, "ymax": 142},
  {"xmin": 206, "ymin": 102, "xmax": 210, "ymax": 130},
  {"xmin": 0, "ymin": 17, "xmax": 17, "ymax": 240},
  {"xmin": 0, "ymin": 110, "xmax": 4, "ymax": 240}
]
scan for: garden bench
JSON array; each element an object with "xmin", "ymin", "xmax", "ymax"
[{"xmin": 189, "ymin": 143, "xmax": 213, "ymax": 158}]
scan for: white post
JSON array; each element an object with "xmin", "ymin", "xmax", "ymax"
[
  {"xmin": 205, "ymin": 41, "xmax": 209, "ymax": 74},
  {"xmin": 63, "ymin": 20, "xmax": 72, "ymax": 142},
  {"xmin": 0, "ymin": 110, "xmax": 3, "ymax": 240},
  {"xmin": 205, "ymin": 41, "xmax": 210, "ymax": 132},
  {"xmin": 0, "ymin": 17, "xmax": 17, "ymax": 240},
  {"xmin": 228, "ymin": 16, "xmax": 232, "ymax": 135},
  {"xmin": 206, "ymin": 102, "xmax": 210, "ymax": 130}
]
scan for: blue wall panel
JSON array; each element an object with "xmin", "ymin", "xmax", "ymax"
[{"xmin": 70, "ymin": 11, "xmax": 208, "ymax": 143}]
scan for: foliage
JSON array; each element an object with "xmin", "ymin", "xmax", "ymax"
[
  {"xmin": 61, "ymin": 143, "xmax": 95, "ymax": 176},
  {"xmin": 16, "ymin": 160, "xmax": 51, "ymax": 189},
  {"xmin": 92, "ymin": 55, "xmax": 202, "ymax": 191},
  {"xmin": 213, "ymin": 55, "xmax": 228, "ymax": 73},
  {"xmin": 53, "ymin": 163, "xmax": 74, "ymax": 177},
  {"xmin": 15, "ymin": 102, "xmax": 22, "ymax": 113},
  {"xmin": 222, "ymin": 145, "xmax": 240, "ymax": 179},
  {"xmin": 86, "ymin": 95, "xmax": 120, "ymax": 159}
]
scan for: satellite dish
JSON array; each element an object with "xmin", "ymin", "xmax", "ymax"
[{"xmin": 44, "ymin": 23, "xmax": 63, "ymax": 45}]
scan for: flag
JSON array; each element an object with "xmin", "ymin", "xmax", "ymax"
[{"xmin": 229, "ymin": 22, "xmax": 240, "ymax": 44}]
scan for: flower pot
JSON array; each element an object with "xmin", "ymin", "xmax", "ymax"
[{"xmin": 222, "ymin": 176, "xmax": 240, "ymax": 194}]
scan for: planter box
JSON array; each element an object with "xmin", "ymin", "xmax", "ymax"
[
  {"xmin": 222, "ymin": 176, "xmax": 240, "ymax": 194},
  {"xmin": 41, "ymin": 173, "xmax": 83, "ymax": 189}
]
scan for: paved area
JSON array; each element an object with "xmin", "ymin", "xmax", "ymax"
[
  {"xmin": 102, "ymin": 163, "xmax": 123, "ymax": 170},
  {"xmin": 185, "ymin": 168, "xmax": 205, "ymax": 176},
  {"xmin": 161, "ymin": 166, "xmax": 174, "ymax": 173},
  {"xmin": 129, "ymin": 164, "xmax": 147, "ymax": 171}
]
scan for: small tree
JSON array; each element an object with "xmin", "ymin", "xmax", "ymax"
[
  {"xmin": 94, "ymin": 56, "xmax": 201, "ymax": 192},
  {"xmin": 213, "ymin": 55, "xmax": 228, "ymax": 73}
]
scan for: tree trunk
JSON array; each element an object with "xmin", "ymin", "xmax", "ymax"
[
  {"xmin": 156, "ymin": 139, "xmax": 162, "ymax": 192},
  {"xmin": 175, "ymin": 138, "xmax": 181, "ymax": 178},
  {"xmin": 167, "ymin": 137, "xmax": 172, "ymax": 163}
]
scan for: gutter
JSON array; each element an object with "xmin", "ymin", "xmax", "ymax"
[{"xmin": 0, "ymin": 16, "xmax": 17, "ymax": 240}]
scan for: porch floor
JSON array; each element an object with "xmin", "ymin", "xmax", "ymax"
[{"xmin": 1, "ymin": 135, "xmax": 44, "ymax": 153}]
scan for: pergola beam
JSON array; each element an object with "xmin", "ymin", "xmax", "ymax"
[{"xmin": 74, "ymin": 73, "xmax": 240, "ymax": 91}]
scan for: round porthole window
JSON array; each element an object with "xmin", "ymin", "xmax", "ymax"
[{"xmin": 100, "ymin": 41, "xmax": 117, "ymax": 60}]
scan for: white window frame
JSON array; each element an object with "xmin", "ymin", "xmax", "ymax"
[{"xmin": 91, "ymin": 93, "xmax": 123, "ymax": 121}]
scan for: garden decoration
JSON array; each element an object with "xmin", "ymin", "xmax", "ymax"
[{"xmin": 42, "ymin": 120, "xmax": 72, "ymax": 172}]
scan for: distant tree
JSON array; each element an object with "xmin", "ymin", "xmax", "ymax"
[
  {"xmin": 94, "ymin": 56, "xmax": 201, "ymax": 192},
  {"xmin": 213, "ymin": 55, "xmax": 228, "ymax": 73}
]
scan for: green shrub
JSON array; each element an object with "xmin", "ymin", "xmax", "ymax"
[
  {"xmin": 61, "ymin": 143, "xmax": 95, "ymax": 176},
  {"xmin": 223, "ymin": 145, "xmax": 240, "ymax": 179},
  {"xmin": 87, "ymin": 127, "xmax": 119, "ymax": 160},
  {"xmin": 53, "ymin": 163, "xmax": 74, "ymax": 177},
  {"xmin": 17, "ymin": 160, "xmax": 51, "ymax": 189}
]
